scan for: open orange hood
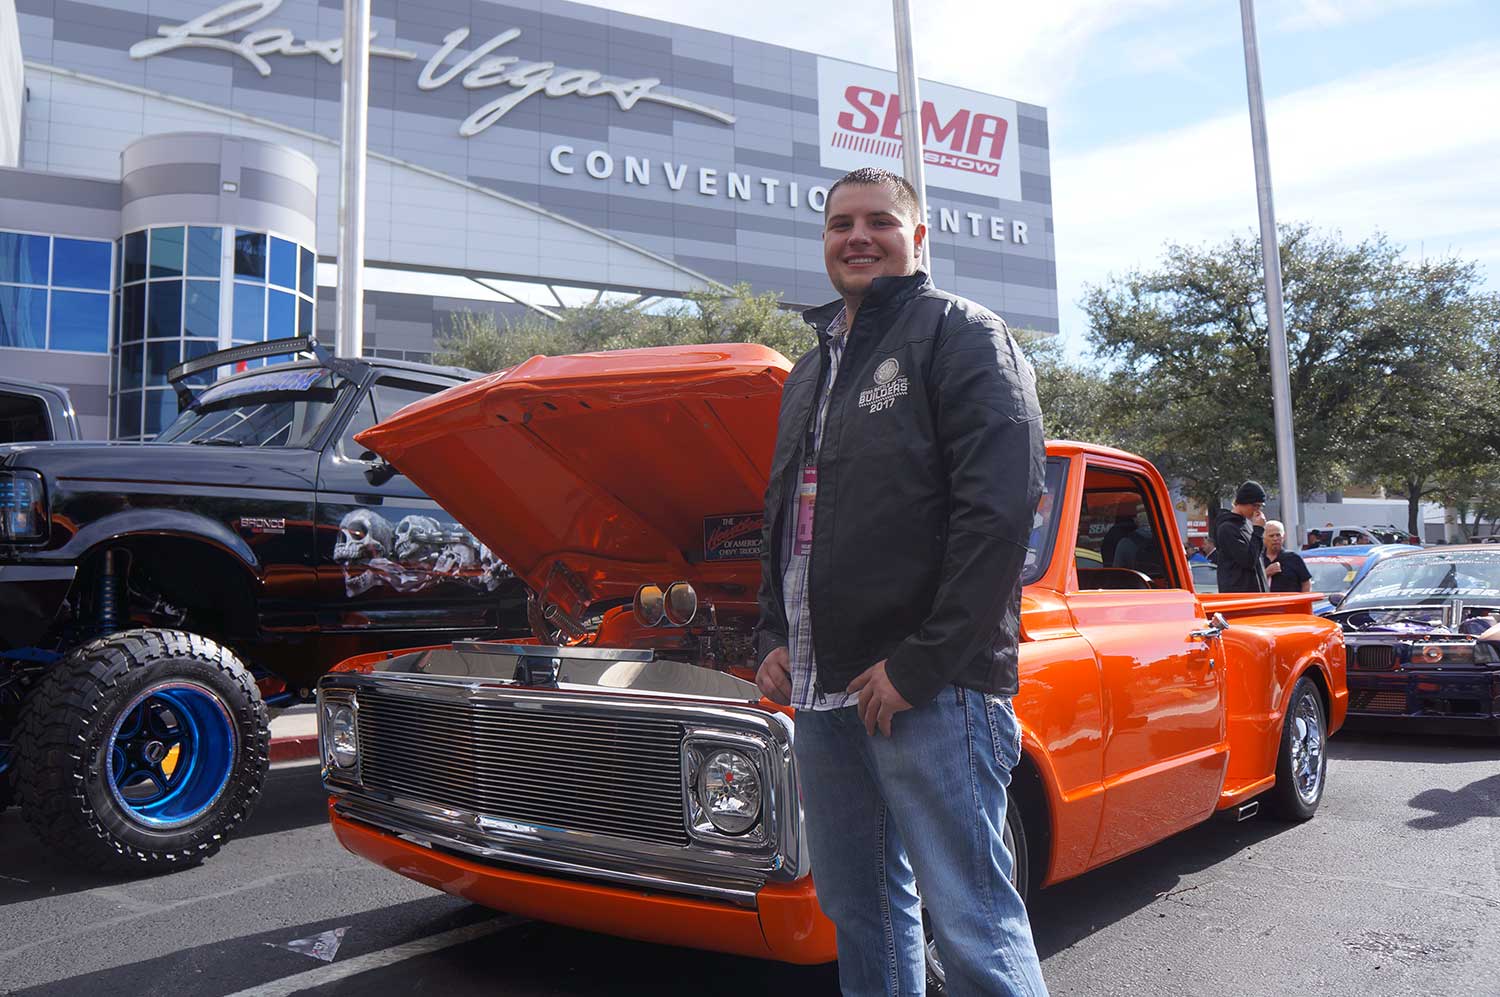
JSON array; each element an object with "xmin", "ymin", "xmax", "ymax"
[{"xmin": 355, "ymin": 345, "xmax": 792, "ymax": 619}]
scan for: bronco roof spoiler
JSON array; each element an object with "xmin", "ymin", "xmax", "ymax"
[{"xmin": 165, "ymin": 336, "xmax": 368, "ymax": 408}]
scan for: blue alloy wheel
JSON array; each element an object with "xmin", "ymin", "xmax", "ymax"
[
  {"xmin": 16, "ymin": 629, "xmax": 269, "ymax": 872},
  {"xmin": 107, "ymin": 682, "xmax": 237, "ymax": 827}
]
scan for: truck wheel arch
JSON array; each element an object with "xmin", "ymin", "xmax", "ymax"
[
  {"xmin": 1012, "ymin": 732, "xmax": 1056, "ymax": 891},
  {"xmin": 1284, "ymin": 656, "xmax": 1333, "ymax": 728},
  {"xmin": 61, "ymin": 510, "xmax": 260, "ymax": 573},
  {"xmin": 73, "ymin": 530, "xmax": 263, "ymax": 639}
]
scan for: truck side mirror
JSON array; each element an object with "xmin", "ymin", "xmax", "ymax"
[
  {"xmin": 1326, "ymin": 592, "xmax": 1344, "ymax": 608},
  {"xmin": 359, "ymin": 450, "xmax": 400, "ymax": 486}
]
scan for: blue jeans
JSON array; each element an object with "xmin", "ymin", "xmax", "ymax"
[{"xmin": 794, "ymin": 688, "xmax": 1048, "ymax": 996}]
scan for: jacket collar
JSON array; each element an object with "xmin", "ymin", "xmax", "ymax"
[{"xmin": 802, "ymin": 270, "xmax": 933, "ymax": 339}]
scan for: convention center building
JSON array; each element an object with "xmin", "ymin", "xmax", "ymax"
[{"xmin": 0, "ymin": 0, "xmax": 1058, "ymax": 439}]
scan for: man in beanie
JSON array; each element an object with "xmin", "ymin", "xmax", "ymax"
[{"xmin": 1216, "ymin": 480, "xmax": 1269, "ymax": 593}]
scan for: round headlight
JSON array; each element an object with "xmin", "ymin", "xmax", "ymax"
[
  {"xmin": 696, "ymin": 748, "xmax": 761, "ymax": 834},
  {"xmin": 328, "ymin": 704, "xmax": 358, "ymax": 768}
]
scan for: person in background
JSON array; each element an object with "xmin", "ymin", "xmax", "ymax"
[
  {"xmin": 1302, "ymin": 529, "xmax": 1327, "ymax": 550},
  {"xmin": 1101, "ymin": 511, "xmax": 1138, "ymax": 566},
  {"xmin": 1263, "ymin": 520, "xmax": 1311, "ymax": 593},
  {"xmin": 1215, "ymin": 481, "xmax": 1269, "ymax": 593}
]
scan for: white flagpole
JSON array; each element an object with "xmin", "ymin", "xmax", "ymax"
[
  {"xmin": 1240, "ymin": 0, "xmax": 1301, "ymax": 544},
  {"xmin": 891, "ymin": 0, "xmax": 931, "ymax": 272},
  {"xmin": 335, "ymin": 0, "xmax": 371, "ymax": 359}
]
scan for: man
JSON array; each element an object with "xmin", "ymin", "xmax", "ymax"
[
  {"xmin": 1263, "ymin": 519, "xmax": 1311, "ymax": 593},
  {"xmin": 1215, "ymin": 480, "xmax": 1270, "ymax": 593},
  {"xmin": 1302, "ymin": 528, "xmax": 1327, "ymax": 551},
  {"xmin": 1113, "ymin": 520, "xmax": 1164, "ymax": 578},
  {"xmin": 1100, "ymin": 512, "xmax": 1138, "ymax": 566},
  {"xmin": 754, "ymin": 167, "xmax": 1048, "ymax": 996}
]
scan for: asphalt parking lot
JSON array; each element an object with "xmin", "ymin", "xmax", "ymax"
[{"xmin": 2, "ymin": 731, "xmax": 1496, "ymax": 997}]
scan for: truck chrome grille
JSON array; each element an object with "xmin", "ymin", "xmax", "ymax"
[{"xmin": 356, "ymin": 690, "xmax": 689, "ymax": 846}]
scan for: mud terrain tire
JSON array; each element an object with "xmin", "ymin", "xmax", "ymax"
[{"xmin": 15, "ymin": 629, "xmax": 269, "ymax": 873}]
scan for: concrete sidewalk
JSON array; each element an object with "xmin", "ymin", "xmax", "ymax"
[{"xmin": 269, "ymin": 704, "xmax": 319, "ymax": 764}]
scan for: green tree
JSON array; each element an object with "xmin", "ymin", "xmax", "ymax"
[
  {"xmin": 1355, "ymin": 258, "xmax": 1500, "ymax": 535},
  {"xmin": 1013, "ymin": 329, "xmax": 1131, "ymax": 449},
  {"xmin": 1434, "ymin": 462, "xmax": 1500, "ymax": 541},
  {"xmin": 434, "ymin": 283, "xmax": 814, "ymax": 372},
  {"xmin": 1083, "ymin": 224, "xmax": 1443, "ymax": 518}
]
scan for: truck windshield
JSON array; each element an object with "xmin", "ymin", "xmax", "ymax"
[
  {"xmin": 1023, "ymin": 458, "xmax": 1067, "ymax": 585},
  {"xmin": 156, "ymin": 368, "xmax": 350, "ymax": 448}
]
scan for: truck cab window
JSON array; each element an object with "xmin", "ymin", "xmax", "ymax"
[
  {"xmin": 339, "ymin": 378, "xmax": 446, "ymax": 459},
  {"xmin": 0, "ymin": 391, "xmax": 49, "ymax": 442},
  {"xmin": 1075, "ymin": 466, "xmax": 1178, "ymax": 590}
]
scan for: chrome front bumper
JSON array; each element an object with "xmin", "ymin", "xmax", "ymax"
[{"xmin": 320, "ymin": 655, "xmax": 805, "ymax": 909}]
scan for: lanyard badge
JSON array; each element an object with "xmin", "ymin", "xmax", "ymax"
[{"xmin": 794, "ymin": 466, "xmax": 817, "ymax": 556}]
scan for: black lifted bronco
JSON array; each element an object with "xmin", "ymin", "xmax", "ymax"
[{"xmin": 0, "ymin": 337, "xmax": 527, "ymax": 872}]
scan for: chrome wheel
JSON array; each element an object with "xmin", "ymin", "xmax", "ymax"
[{"xmin": 1289, "ymin": 689, "xmax": 1325, "ymax": 805}]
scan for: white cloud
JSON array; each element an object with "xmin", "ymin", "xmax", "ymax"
[
  {"xmin": 1051, "ymin": 43, "xmax": 1500, "ymax": 344},
  {"xmin": 1267, "ymin": 0, "xmax": 1456, "ymax": 32},
  {"xmin": 595, "ymin": 0, "xmax": 1185, "ymax": 107}
]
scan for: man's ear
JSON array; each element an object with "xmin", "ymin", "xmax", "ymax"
[{"xmin": 913, "ymin": 222, "xmax": 927, "ymax": 256}]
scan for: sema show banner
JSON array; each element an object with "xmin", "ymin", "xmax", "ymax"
[{"xmin": 816, "ymin": 57, "xmax": 1023, "ymax": 202}]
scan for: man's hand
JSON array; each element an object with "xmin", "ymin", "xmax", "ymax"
[
  {"xmin": 1266, "ymin": 561, "xmax": 1282, "ymax": 576},
  {"xmin": 847, "ymin": 659, "xmax": 912, "ymax": 737},
  {"xmin": 1250, "ymin": 510, "xmax": 1267, "ymax": 527},
  {"xmin": 756, "ymin": 646, "xmax": 792, "ymax": 705}
]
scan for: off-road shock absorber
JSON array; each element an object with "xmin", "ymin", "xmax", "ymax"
[{"xmin": 94, "ymin": 548, "xmax": 123, "ymax": 636}]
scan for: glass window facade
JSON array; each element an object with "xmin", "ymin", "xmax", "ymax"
[
  {"xmin": 114, "ymin": 225, "xmax": 315, "ymax": 440},
  {"xmin": 0, "ymin": 230, "xmax": 113, "ymax": 353}
]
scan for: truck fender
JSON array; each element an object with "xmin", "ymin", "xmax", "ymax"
[
  {"xmin": 61, "ymin": 509, "xmax": 261, "ymax": 574},
  {"xmin": 1279, "ymin": 648, "xmax": 1341, "ymax": 731}
]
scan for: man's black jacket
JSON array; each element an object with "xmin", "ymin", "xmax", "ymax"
[
  {"xmin": 753, "ymin": 272, "xmax": 1045, "ymax": 706},
  {"xmin": 1215, "ymin": 512, "xmax": 1269, "ymax": 593}
]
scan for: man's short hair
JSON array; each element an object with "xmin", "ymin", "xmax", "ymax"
[
  {"xmin": 825, "ymin": 168, "xmax": 922, "ymax": 225},
  {"xmin": 1265, "ymin": 520, "xmax": 1285, "ymax": 536}
]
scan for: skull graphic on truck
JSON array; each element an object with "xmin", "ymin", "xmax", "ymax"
[{"xmin": 332, "ymin": 509, "xmax": 510, "ymax": 596}]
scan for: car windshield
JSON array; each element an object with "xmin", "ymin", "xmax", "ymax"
[
  {"xmin": 1341, "ymin": 550, "xmax": 1500, "ymax": 610},
  {"xmin": 1306, "ymin": 557, "xmax": 1364, "ymax": 594},
  {"xmin": 156, "ymin": 368, "xmax": 349, "ymax": 448}
]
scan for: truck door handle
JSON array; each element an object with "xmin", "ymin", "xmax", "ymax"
[{"xmin": 1189, "ymin": 612, "xmax": 1230, "ymax": 643}]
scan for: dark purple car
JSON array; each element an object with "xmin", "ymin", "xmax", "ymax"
[{"xmin": 1330, "ymin": 546, "xmax": 1500, "ymax": 734}]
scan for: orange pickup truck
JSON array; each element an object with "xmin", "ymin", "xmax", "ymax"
[{"xmin": 317, "ymin": 344, "xmax": 1346, "ymax": 969}]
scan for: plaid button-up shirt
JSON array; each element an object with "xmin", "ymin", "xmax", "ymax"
[{"xmin": 781, "ymin": 308, "xmax": 857, "ymax": 711}]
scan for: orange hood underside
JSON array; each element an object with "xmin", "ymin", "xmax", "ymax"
[{"xmin": 355, "ymin": 345, "xmax": 793, "ymax": 617}]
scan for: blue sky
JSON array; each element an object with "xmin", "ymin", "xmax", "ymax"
[{"xmin": 600, "ymin": 0, "xmax": 1500, "ymax": 358}]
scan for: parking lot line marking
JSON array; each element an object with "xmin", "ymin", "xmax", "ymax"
[{"xmin": 222, "ymin": 915, "xmax": 526, "ymax": 997}]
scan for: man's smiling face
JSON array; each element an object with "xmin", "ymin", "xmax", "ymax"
[{"xmin": 822, "ymin": 182, "xmax": 925, "ymax": 303}]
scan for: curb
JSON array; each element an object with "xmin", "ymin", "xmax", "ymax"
[
  {"xmin": 269, "ymin": 705, "xmax": 320, "ymax": 765},
  {"xmin": 270, "ymin": 734, "xmax": 321, "ymax": 764}
]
